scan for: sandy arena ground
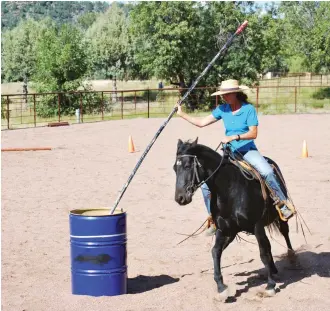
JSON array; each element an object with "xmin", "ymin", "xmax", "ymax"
[{"xmin": 1, "ymin": 114, "xmax": 330, "ymax": 311}]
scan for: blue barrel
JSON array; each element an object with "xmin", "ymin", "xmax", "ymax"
[{"xmin": 70, "ymin": 208, "xmax": 127, "ymax": 296}]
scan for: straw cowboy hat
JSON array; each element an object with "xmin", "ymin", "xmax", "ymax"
[{"xmin": 211, "ymin": 79, "xmax": 249, "ymax": 96}]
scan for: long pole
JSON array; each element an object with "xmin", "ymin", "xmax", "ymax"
[{"xmin": 110, "ymin": 21, "xmax": 248, "ymax": 214}]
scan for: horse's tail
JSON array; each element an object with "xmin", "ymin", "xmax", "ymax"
[
  {"xmin": 263, "ymin": 199, "xmax": 281, "ymax": 236},
  {"xmin": 266, "ymin": 218, "xmax": 281, "ymax": 236}
]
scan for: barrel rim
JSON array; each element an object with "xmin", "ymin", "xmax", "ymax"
[{"xmin": 70, "ymin": 208, "xmax": 126, "ymax": 217}]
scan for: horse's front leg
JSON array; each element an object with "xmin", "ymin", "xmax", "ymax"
[{"xmin": 212, "ymin": 231, "xmax": 235, "ymax": 297}]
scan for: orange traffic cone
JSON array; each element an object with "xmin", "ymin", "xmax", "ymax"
[
  {"xmin": 128, "ymin": 135, "xmax": 135, "ymax": 153},
  {"xmin": 302, "ymin": 140, "xmax": 308, "ymax": 158}
]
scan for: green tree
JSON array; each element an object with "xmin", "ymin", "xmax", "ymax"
[
  {"xmin": 280, "ymin": 2, "xmax": 330, "ymax": 73},
  {"xmin": 86, "ymin": 3, "xmax": 129, "ymax": 79},
  {"xmin": 77, "ymin": 12, "xmax": 98, "ymax": 30},
  {"xmin": 86, "ymin": 3, "xmax": 129, "ymax": 97},
  {"xmin": 236, "ymin": 3, "xmax": 288, "ymax": 77},
  {"xmin": 129, "ymin": 1, "xmax": 285, "ymax": 109},
  {"xmin": 1, "ymin": 19, "xmax": 50, "ymax": 82},
  {"xmin": 32, "ymin": 24, "xmax": 91, "ymax": 117}
]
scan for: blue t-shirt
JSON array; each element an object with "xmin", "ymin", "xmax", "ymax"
[{"xmin": 211, "ymin": 102, "xmax": 259, "ymax": 152}]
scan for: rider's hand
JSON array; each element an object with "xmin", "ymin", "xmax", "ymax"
[
  {"xmin": 221, "ymin": 136, "xmax": 236, "ymax": 144},
  {"xmin": 176, "ymin": 102, "xmax": 183, "ymax": 116}
]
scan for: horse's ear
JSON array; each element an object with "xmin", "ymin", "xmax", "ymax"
[
  {"xmin": 177, "ymin": 139, "xmax": 183, "ymax": 149},
  {"xmin": 192, "ymin": 137, "xmax": 198, "ymax": 146}
]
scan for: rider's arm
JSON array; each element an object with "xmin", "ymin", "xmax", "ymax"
[
  {"xmin": 177, "ymin": 105, "xmax": 218, "ymax": 128},
  {"xmin": 222, "ymin": 126, "xmax": 258, "ymax": 144},
  {"xmin": 236, "ymin": 126, "xmax": 258, "ymax": 140}
]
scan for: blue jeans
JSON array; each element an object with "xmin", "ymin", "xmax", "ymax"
[
  {"xmin": 201, "ymin": 149, "xmax": 287, "ymax": 214},
  {"xmin": 201, "ymin": 183, "xmax": 211, "ymax": 214}
]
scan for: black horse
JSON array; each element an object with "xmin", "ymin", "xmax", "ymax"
[{"xmin": 173, "ymin": 138, "xmax": 294, "ymax": 299}]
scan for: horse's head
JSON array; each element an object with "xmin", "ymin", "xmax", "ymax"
[{"xmin": 173, "ymin": 137, "xmax": 203, "ymax": 205}]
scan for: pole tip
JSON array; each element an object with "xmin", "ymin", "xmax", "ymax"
[{"xmin": 235, "ymin": 20, "xmax": 249, "ymax": 35}]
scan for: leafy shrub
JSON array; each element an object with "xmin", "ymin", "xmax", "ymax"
[
  {"xmin": 1, "ymin": 98, "xmax": 10, "ymax": 120},
  {"xmin": 82, "ymin": 92, "xmax": 108, "ymax": 114},
  {"xmin": 311, "ymin": 88, "xmax": 330, "ymax": 100},
  {"xmin": 141, "ymin": 90, "xmax": 158, "ymax": 101},
  {"xmin": 35, "ymin": 92, "xmax": 107, "ymax": 117}
]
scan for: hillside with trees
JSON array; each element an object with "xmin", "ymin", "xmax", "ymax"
[
  {"xmin": 1, "ymin": 1, "xmax": 110, "ymax": 29},
  {"xmin": 1, "ymin": 1, "xmax": 329, "ymax": 114}
]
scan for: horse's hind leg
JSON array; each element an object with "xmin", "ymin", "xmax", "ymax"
[
  {"xmin": 278, "ymin": 220, "xmax": 295, "ymax": 260},
  {"xmin": 254, "ymin": 223, "xmax": 277, "ymax": 296},
  {"xmin": 212, "ymin": 231, "xmax": 235, "ymax": 297}
]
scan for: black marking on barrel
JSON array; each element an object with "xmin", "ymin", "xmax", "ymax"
[{"xmin": 75, "ymin": 254, "xmax": 111, "ymax": 265}]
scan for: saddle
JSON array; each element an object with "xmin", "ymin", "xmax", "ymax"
[{"xmin": 228, "ymin": 157, "xmax": 296, "ymax": 221}]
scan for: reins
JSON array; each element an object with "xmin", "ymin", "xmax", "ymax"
[
  {"xmin": 176, "ymin": 142, "xmax": 257, "ymax": 246},
  {"xmin": 176, "ymin": 143, "xmax": 227, "ymax": 245},
  {"xmin": 176, "ymin": 218, "xmax": 209, "ymax": 245},
  {"xmin": 176, "ymin": 142, "xmax": 227, "ymax": 197}
]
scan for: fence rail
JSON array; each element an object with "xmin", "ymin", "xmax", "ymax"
[{"xmin": 1, "ymin": 85, "xmax": 330, "ymax": 130}]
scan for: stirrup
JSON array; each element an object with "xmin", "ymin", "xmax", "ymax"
[
  {"xmin": 205, "ymin": 216, "xmax": 217, "ymax": 235},
  {"xmin": 206, "ymin": 215, "xmax": 214, "ymax": 227},
  {"xmin": 275, "ymin": 205, "xmax": 288, "ymax": 221},
  {"xmin": 275, "ymin": 202, "xmax": 296, "ymax": 222},
  {"xmin": 205, "ymin": 225, "xmax": 217, "ymax": 236}
]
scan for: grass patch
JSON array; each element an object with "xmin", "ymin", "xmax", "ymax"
[{"xmin": 310, "ymin": 102, "xmax": 324, "ymax": 109}]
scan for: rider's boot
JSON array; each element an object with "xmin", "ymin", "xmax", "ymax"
[{"xmin": 265, "ymin": 173, "xmax": 295, "ymax": 221}]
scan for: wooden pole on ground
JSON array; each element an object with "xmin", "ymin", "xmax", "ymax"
[{"xmin": 1, "ymin": 147, "xmax": 52, "ymax": 152}]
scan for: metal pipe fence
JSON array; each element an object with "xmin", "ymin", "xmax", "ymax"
[{"xmin": 1, "ymin": 85, "xmax": 330, "ymax": 130}]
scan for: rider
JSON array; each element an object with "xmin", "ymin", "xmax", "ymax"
[{"xmin": 176, "ymin": 79, "xmax": 294, "ymax": 235}]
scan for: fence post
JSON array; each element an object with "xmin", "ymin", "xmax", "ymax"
[
  {"xmin": 256, "ymin": 87, "xmax": 259, "ymax": 114},
  {"xmin": 80, "ymin": 93, "xmax": 83, "ymax": 123},
  {"xmin": 294, "ymin": 86, "xmax": 297, "ymax": 113},
  {"xmin": 147, "ymin": 88, "xmax": 150, "ymax": 118},
  {"xmin": 134, "ymin": 91, "xmax": 137, "ymax": 114},
  {"xmin": 121, "ymin": 91, "xmax": 124, "ymax": 119},
  {"xmin": 216, "ymin": 95, "xmax": 218, "ymax": 107},
  {"xmin": 21, "ymin": 97, "xmax": 23, "ymax": 125},
  {"xmin": 6, "ymin": 95, "xmax": 10, "ymax": 129},
  {"xmin": 33, "ymin": 94, "xmax": 36, "ymax": 127},
  {"xmin": 58, "ymin": 93, "xmax": 61, "ymax": 122},
  {"xmin": 101, "ymin": 91, "xmax": 104, "ymax": 121}
]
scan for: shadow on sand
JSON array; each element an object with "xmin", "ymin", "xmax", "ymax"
[
  {"xmin": 230, "ymin": 251, "xmax": 330, "ymax": 301},
  {"xmin": 128, "ymin": 274, "xmax": 180, "ymax": 294}
]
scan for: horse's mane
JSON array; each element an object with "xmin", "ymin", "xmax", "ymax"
[{"xmin": 178, "ymin": 140, "xmax": 224, "ymax": 163}]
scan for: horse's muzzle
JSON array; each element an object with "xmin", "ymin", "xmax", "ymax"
[{"xmin": 175, "ymin": 191, "xmax": 192, "ymax": 205}]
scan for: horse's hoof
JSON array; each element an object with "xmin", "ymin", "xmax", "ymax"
[
  {"xmin": 256, "ymin": 288, "xmax": 276, "ymax": 298},
  {"xmin": 265, "ymin": 288, "xmax": 276, "ymax": 297},
  {"xmin": 214, "ymin": 288, "xmax": 229, "ymax": 302}
]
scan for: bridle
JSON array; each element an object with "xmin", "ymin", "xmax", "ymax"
[
  {"xmin": 176, "ymin": 155, "xmax": 203, "ymax": 196},
  {"xmin": 176, "ymin": 150, "xmax": 227, "ymax": 196}
]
